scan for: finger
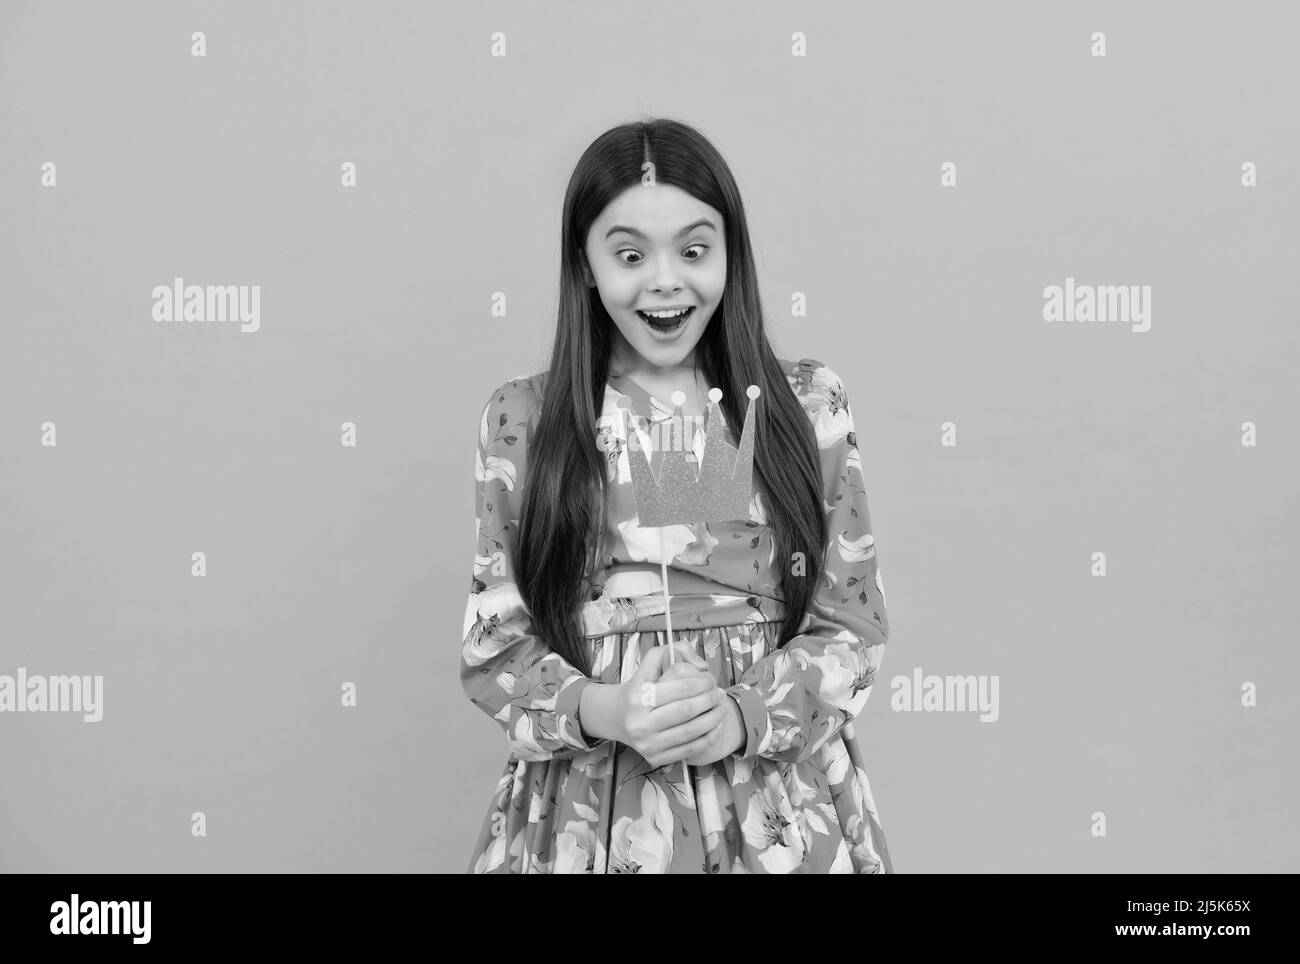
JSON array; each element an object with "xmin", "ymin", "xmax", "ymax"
[
  {"xmin": 657, "ymin": 662, "xmax": 690, "ymax": 682},
  {"xmin": 632, "ymin": 674, "xmax": 710, "ymax": 714},
  {"xmin": 633, "ymin": 663, "xmax": 713, "ymax": 712},
  {"xmin": 658, "ymin": 662, "xmax": 713, "ymax": 686},
  {"xmin": 679, "ymin": 727, "xmax": 724, "ymax": 765},
  {"xmin": 647, "ymin": 674, "xmax": 718, "ymax": 708},
  {"xmin": 660, "ymin": 641, "xmax": 702, "ymax": 670},
  {"xmin": 657, "ymin": 717, "xmax": 725, "ymax": 767},
  {"xmin": 645, "ymin": 642, "xmax": 702, "ymax": 679},
  {"xmin": 646, "ymin": 687, "xmax": 722, "ymax": 729},
  {"xmin": 668, "ymin": 640, "xmax": 706, "ymax": 670},
  {"xmin": 647, "ymin": 700, "xmax": 729, "ymax": 754},
  {"xmin": 629, "ymin": 644, "xmax": 671, "ymax": 682}
]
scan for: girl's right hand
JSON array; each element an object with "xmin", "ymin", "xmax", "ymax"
[{"xmin": 614, "ymin": 642, "xmax": 730, "ymax": 768}]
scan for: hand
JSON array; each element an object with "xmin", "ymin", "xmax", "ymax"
[
  {"xmin": 678, "ymin": 687, "xmax": 745, "ymax": 766},
  {"xmin": 613, "ymin": 642, "xmax": 730, "ymax": 768},
  {"xmin": 644, "ymin": 651, "xmax": 747, "ymax": 767}
]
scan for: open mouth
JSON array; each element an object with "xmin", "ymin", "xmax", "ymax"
[{"xmin": 636, "ymin": 306, "xmax": 695, "ymax": 332}]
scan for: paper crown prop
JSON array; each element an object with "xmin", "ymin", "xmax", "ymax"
[{"xmin": 623, "ymin": 384, "xmax": 761, "ymax": 526}]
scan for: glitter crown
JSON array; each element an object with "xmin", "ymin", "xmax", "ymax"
[{"xmin": 624, "ymin": 384, "xmax": 761, "ymax": 526}]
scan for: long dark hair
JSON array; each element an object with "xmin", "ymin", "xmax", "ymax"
[{"xmin": 515, "ymin": 117, "xmax": 827, "ymax": 677}]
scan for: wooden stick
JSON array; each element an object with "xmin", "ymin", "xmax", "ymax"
[{"xmin": 657, "ymin": 526, "xmax": 699, "ymax": 826}]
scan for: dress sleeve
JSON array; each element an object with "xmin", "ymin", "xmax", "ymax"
[
  {"xmin": 460, "ymin": 377, "xmax": 604, "ymax": 762},
  {"xmin": 725, "ymin": 362, "xmax": 890, "ymax": 764}
]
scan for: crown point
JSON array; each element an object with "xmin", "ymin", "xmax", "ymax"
[
  {"xmin": 746, "ymin": 384, "xmax": 761, "ymax": 399},
  {"xmin": 670, "ymin": 390, "xmax": 686, "ymax": 407},
  {"xmin": 708, "ymin": 387, "xmax": 722, "ymax": 403}
]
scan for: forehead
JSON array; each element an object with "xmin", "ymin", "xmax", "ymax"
[{"xmin": 593, "ymin": 184, "xmax": 722, "ymax": 237}]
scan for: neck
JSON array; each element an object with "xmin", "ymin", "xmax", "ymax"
[{"xmin": 610, "ymin": 338, "xmax": 697, "ymax": 382}]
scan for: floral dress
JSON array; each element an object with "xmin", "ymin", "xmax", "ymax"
[{"xmin": 461, "ymin": 357, "xmax": 893, "ymax": 873}]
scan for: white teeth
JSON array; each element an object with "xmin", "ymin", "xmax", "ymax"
[{"xmin": 640, "ymin": 307, "xmax": 689, "ymax": 319}]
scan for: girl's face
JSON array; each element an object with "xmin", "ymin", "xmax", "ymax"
[{"xmin": 582, "ymin": 184, "xmax": 726, "ymax": 377}]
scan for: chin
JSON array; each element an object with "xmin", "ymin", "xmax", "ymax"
[{"xmin": 641, "ymin": 334, "xmax": 702, "ymax": 360}]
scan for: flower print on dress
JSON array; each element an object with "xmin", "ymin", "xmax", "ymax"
[
  {"xmin": 740, "ymin": 778, "xmax": 810, "ymax": 874},
  {"xmin": 608, "ymin": 780, "xmax": 676, "ymax": 874},
  {"xmin": 594, "ymin": 423, "xmax": 625, "ymax": 482}
]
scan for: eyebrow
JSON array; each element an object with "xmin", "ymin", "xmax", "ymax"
[{"xmin": 605, "ymin": 218, "xmax": 717, "ymax": 241}]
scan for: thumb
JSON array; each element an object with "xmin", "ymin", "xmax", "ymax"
[
  {"xmin": 630, "ymin": 643, "xmax": 671, "ymax": 683},
  {"xmin": 669, "ymin": 640, "xmax": 707, "ymax": 670}
]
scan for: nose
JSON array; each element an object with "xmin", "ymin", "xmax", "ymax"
[{"xmin": 650, "ymin": 253, "xmax": 684, "ymax": 295}]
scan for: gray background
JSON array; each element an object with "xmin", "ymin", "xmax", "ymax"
[{"xmin": 1, "ymin": 0, "xmax": 1296, "ymax": 873}]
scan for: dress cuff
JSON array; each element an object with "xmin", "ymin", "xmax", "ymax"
[
  {"xmin": 726, "ymin": 684, "xmax": 769, "ymax": 760},
  {"xmin": 557, "ymin": 675, "xmax": 599, "ymax": 750}
]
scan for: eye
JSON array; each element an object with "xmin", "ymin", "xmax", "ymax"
[{"xmin": 617, "ymin": 244, "xmax": 709, "ymax": 266}]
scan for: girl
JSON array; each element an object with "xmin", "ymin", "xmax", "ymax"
[{"xmin": 461, "ymin": 118, "xmax": 893, "ymax": 874}]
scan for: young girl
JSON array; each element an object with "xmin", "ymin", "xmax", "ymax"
[{"xmin": 461, "ymin": 118, "xmax": 893, "ymax": 874}]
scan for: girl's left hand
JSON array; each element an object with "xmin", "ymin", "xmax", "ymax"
[
  {"xmin": 659, "ymin": 661, "xmax": 746, "ymax": 765},
  {"xmin": 683, "ymin": 693, "xmax": 745, "ymax": 765}
]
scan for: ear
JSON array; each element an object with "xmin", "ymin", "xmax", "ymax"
[{"xmin": 578, "ymin": 250, "xmax": 595, "ymax": 287}]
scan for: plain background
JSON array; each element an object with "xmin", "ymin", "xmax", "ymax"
[{"xmin": 1, "ymin": 0, "xmax": 1297, "ymax": 873}]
